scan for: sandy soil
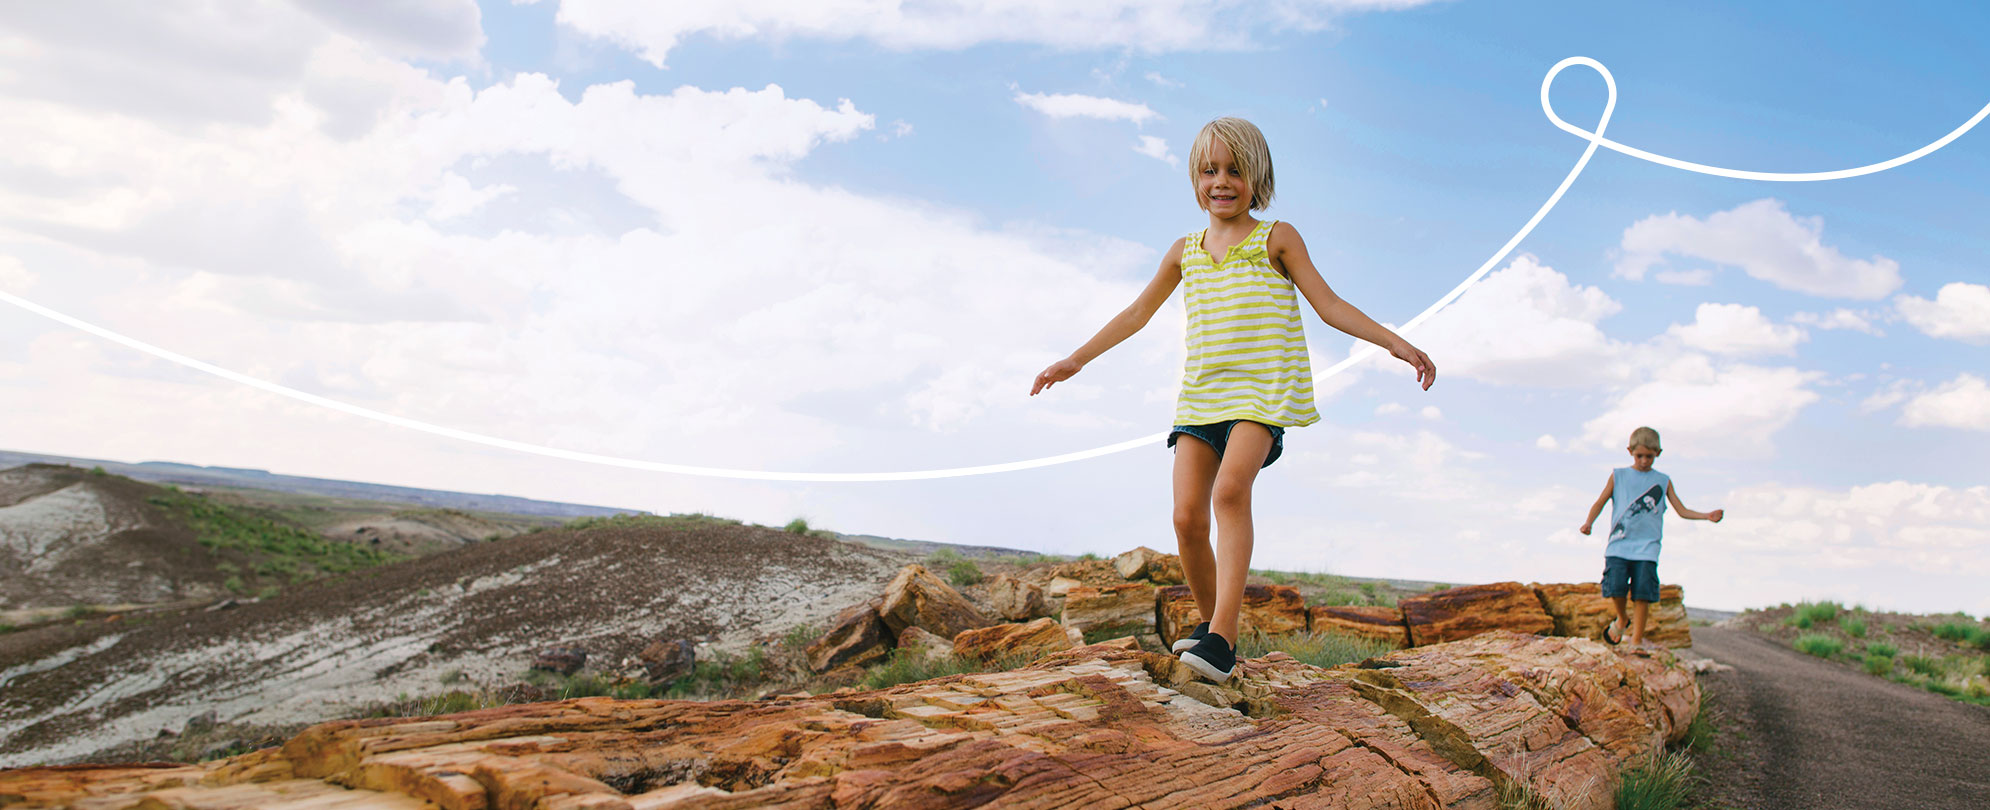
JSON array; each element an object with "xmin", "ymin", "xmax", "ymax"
[{"xmin": 0, "ymin": 520, "xmax": 907, "ymax": 766}]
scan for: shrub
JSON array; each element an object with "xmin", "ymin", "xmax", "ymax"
[
  {"xmin": 946, "ymin": 560, "xmax": 984, "ymax": 587},
  {"xmin": 783, "ymin": 517, "xmax": 810, "ymax": 534},
  {"xmin": 782, "ymin": 623, "xmax": 818, "ymax": 651},
  {"xmin": 1842, "ymin": 618, "xmax": 1867, "ymax": 638},
  {"xmin": 927, "ymin": 547, "xmax": 962, "ymax": 563},
  {"xmin": 1792, "ymin": 634, "xmax": 1843, "ymax": 658},
  {"xmin": 858, "ymin": 649, "xmax": 1029, "ymax": 690},
  {"xmin": 1863, "ymin": 654, "xmax": 1893, "ymax": 676},
  {"xmin": 1865, "ymin": 641, "xmax": 1897, "ymax": 658},
  {"xmin": 1793, "ymin": 601, "xmax": 1840, "ymax": 627},
  {"xmin": 1311, "ymin": 589, "xmax": 1365, "ymax": 607},
  {"xmin": 1077, "ymin": 552, "xmax": 1100, "ymax": 561},
  {"xmin": 1613, "ymin": 751, "xmax": 1698, "ymax": 810},
  {"xmin": 223, "ymin": 576, "xmax": 245, "ymax": 594},
  {"xmin": 0, "ymin": 623, "xmax": 15, "ymax": 634},
  {"xmin": 1904, "ymin": 655, "xmax": 1940, "ymax": 677},
  {"xmin": 1931, "ymin": 622, "xmax": 1982, "ymax": 644},
  {"xmin": 1236, "ymin": 631, "xmax": 1397, "ymax": 670},
  {"xmin": 1680, "ymin": 703, "xmax": 1719, "ymax": 753}
]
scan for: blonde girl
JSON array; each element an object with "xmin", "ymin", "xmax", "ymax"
[{"xmin": 1030, "ymin": 117, "xmax": 1435, "ymax": 682}]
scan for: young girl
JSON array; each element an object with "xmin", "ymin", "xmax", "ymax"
[{"xmin": 1030, "ymin": 117, "xmax": 1436, "ymax": 682}]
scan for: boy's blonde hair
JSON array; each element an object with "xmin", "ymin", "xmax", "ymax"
[
  {"xmin": 1188, "ymin": 117, "xmax": 1275, "ymax": 211},
  {"xmin": 1628, "ymin": 426, "xmax": 1662, "ymax": 452}
]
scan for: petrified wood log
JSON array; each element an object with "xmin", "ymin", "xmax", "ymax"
[
  {"xmin": 1157, "ymin": 584, "xmax": 1309, "ymax": 644},
  {"xmin": 1308, "ymin": 605, "xmax": 1409, "ymax": 648},
  {"xmin": 879, "ymin": 564, "xmax": 993, "ymax": 640},
  {"xmin": 1399, "ymin": 582, "xmax": 1555, "ymax": 646},
  {"xmin": 1533, "ymin": 582, "xmax": 1691, "ymax": 648},
  {"xmin": 3, "ymin": 632, "xmax": 1698, "ymax": 810}
]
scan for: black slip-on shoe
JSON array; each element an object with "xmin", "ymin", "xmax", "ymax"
[
  {"xmin": 1179, "ymin": 632, "xmax": 1237, "ymax": 683},
  {"xmin": 1170, "ymin": 621, "xmax": 1211, "ymax": 654}
]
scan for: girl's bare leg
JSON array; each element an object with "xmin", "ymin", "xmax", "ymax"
[
  {"xmin": 1209, "ymin": 422, "xmax": 1274, "ymax": 643},
  {"xmin": 1171, "ymin": 435, "xmax": 1221, "ymax": 624}
]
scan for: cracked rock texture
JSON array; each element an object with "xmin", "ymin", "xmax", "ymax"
[{"xmin": 0, "ymin": 631, "xmax": 1697, "ymax": 810}]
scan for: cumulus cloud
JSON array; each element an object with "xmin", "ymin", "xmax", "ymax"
[
  {"xmin": 1895, "ymin": 282, "xmax": 1990, "ymax": 344},
  {"xmin": 293, "ymin": 0, "xmax": 484, "ymax": 60},
  {"xmin": 1143, "ymin": 71, "xmax": 1183, "ymax": 88},
  {"xmin": 1579, "ymin": 356, "xmax": 1822, "ymax": 457},
  {"xmin": 1710, "ymin": 481, "xmax": 1990, "ymax": 574},
  {"xmin": 544, "ymin": 0, "xmax": 1443, "ymax": 67},
  {"xmin": 1014, "ymin": 90, "xmax": 1158, "ymax": 125},
  {"xmin": 1409, "ymin": 255, "xmax": 1628, "ymax": 387},
  {"xmin": 1899, "ymin": 373, "xmax": 1990, "ymax": 432},
  {"xmin": 1790, "ymin": 308, "xmax": 1881, "ymax": 335},
  {"xmin": 1665, "ymin": 303, "xmax": 1807, "ymax": 357},
  {"xmin": 1133, "ymin": 135, "xmax": 1178, "ymax": 166},
  {"xmin": 1615, "ymin": 199, "xmax": 1902, "ymax": 299}
]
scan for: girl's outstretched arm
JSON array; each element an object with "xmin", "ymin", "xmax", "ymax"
[
  {"xmin": 1031, "ymin": 238, "xmax": 1186, "ymax": 396},
  {"xmin": 1665, "ymin": 481, "xmax": 1724, "ymax": 522},
  {"xmin": 1270, "ymin": 222, "xmax": 1435, "ymax": 390}
]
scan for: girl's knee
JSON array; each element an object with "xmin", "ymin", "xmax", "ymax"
[
  {"xmin": 1172, "ymin": 509, "xmax": 1210, "ymax": 537},
  {"xmin": 1212, "ymin": 480, "xmax": 1252, "ymax": 511}
]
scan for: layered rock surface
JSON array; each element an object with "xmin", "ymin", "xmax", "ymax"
[{"xmin": 3, "ymin": 632, "xmax": 1698, "ymax": 810}]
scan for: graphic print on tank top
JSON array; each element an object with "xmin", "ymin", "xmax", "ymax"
[{"xmin": 1608, "ymin": 483, "xmax": 1667, "ymax": 544}]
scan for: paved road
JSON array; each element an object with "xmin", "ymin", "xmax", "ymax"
[{"xmin": 1691, "ymin": 627, "xmax": 1990, "ymax": 809}]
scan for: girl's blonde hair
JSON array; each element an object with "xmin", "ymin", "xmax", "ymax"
[
  {"xmin": 1628, "ymin": 426, "xmax": 1662, "ymax": 452},
  {"xmin": 1188, "ymin": 117, "xmax": 1275, "ymax": 211}
]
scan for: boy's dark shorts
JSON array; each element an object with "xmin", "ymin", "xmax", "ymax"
[
  {"xmin": 1167, "ymin": 420, "xmax": 1285, "ymax": 469},
  {"xmin": 1601, "ymin": 556, "xmax": 1660, "ymax": 602}
]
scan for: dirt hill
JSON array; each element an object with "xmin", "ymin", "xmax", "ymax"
[
  {"xmin": 0, "ymin": 465, "xmax": 228, "ymax": 611},
  {"xmin": 0, "ymin": 516, "xmax": 905, "ymax": 766}
]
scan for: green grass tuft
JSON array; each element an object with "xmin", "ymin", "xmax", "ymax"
[
  {"xmin": 858, "ymin": 648, "xmax": 1032, "ymax": 690},
  {"xmin": 1236, "ymin": 631, "xmax": 1398, "ymax": 670},
  {"xmin": 1903, "ymin": 655, "xmax": 1940, "ymax": 677},
  {"xmin": 1791, "ymin": 601, "xmax": 1839, "ymax": 627},
  {"xmin": 1863, "ymin": 654, "xmax": 1893, "ymax": 676},
  {"xmin": 783, "ymin": 517, "xmax": 811, "ymax": 534},
  {"xmin": 1864, "ymin": 641, "xmax": 1897, "ymax": 658},
  {"xmin": 946, "ymin": 559, "xmax": 984, "ymax": 587},
  {"xmin": 1792, "ymin": 634, "xmax": 1843, "ymax": 658},
  {"xmin": 1842, "ymin": 617, "xmax": 1866, "ymax": 638},
  {"xmin": 1613, "ymin": 751, "xmax": 1699, "ymax": 810}
]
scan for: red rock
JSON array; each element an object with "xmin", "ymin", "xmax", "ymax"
[
  {"xmin": 1111, "ymin": 546, "xmax": 1186, "ymax": 585},
  {"xmin": 951, "ymin": 617, "xmax": 1079, "ymax": 663},
  {"xmin": 1060, "ymin": 583, "xmax": 1157, "ymax": 640},
  {"xmin": 804, "ymin": 600, "xmax": 893, "ymax": 673},
  {"xmin": 637, "ymin": 638, "xmax": 695, "ymax": 683},
  {"xmin": 1, "ymin": 634, "xmax": 1699, "ymax": 810},
  {"xmin": 1308, "ymin": 605, "xmax": 1409, "ymax": 648},
  {"xmin": 1399, "ymin": 581, "xmax": 1555, "ymax": 646},
  {"xmin": 879, "ymin": 564, "xmax": 994, "ymax": 640},
  {"xmin": 984, "ymin": 574, "xmax": 1050, "ymax": 621},
  {"xmin": 1157, "ymin": 584, "xmax": 1308, "ymax": 643},
  {"xmin": 1533, "ymin": 582, "xmax": 1691, "ymax": 648},
  {"xmin": 530, "ymin": 647, "xmax": 586, "ymax": 675}
]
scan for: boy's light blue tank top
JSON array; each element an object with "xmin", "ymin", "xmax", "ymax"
[{"xmin": 1606, "ymin": 466, "xmax": 1670, "ymax": 562}]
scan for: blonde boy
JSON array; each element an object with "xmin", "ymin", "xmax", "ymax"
[{"xmin": 1579, "ymin": 427, "xmax": 1723, "ymax": 646}]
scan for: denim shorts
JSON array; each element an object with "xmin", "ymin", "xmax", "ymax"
[
  {"xmin": 1601, "ymin": 556, "xmax": 1660, "ymax": 602},
  {"xmin": 1167, "ymin": 420, "xmax": 1285, "ymax": 469}
]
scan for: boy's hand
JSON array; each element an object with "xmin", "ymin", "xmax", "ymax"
[
  {"xmin": 1031, "ymin": 358, "xmax": 1083, "ymax": 396},
  {"xmin": 1391, "ymin": 340, "xmax": 1436, "ymax": 390},
  {"xmin": 1708, "ymin": 509, "xmax": 1724, "ymax": 523},
  {"xmin": 1579, "ymin": 522, "xmax": 1592, "ymax": 535}
]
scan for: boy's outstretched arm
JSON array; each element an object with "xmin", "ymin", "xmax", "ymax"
[
  {"xmin": 1270, "ymin": 222, "xmax": 1435, "ymax": 390},
  {"xmin": 1666, "ymin": 481, "xmax": 1724, "ymax": 522},
  {"xmin": 1031, "ymin": 238, "xmax": 1185, "ymax": 396},
  {"xmin": 1579, "ymin": 473, "xmax": 1614, "ymax": 535}
]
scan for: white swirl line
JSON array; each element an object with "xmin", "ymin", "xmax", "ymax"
[{"xmin": 2, "ymin": 58, "xmax": 1982, "ymax": 481}]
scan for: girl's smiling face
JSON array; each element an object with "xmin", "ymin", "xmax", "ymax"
[{"xmin": 1197, "ymin": 137, "xmax": 1251, "ymax": 217}]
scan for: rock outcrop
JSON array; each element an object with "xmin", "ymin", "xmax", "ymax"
[
  {"xmin": 1, "ymin": 632, "xmax": 1698, "ymax": 810},
  {"xmin": 1111, "ymin": 546, "xmax": 1186, "ymax": 585},
  {"xmin": 983, "ymin": 574, "xmax": 1050, "ymax": 621},
  {"xmin": 1399, "ymin": 581, "xmax": 1555, "ymax": 646},
  {"xmin": 878, "ymin": 564, "xmax": 993, "ymax": 640},
  {"xmin": 950, "ymin": 616, "xmax": 1079, "ymax": 662},
  {"xmin": 1157, "ymin": 584, "xmax": 1308, "ymax": 643},
  {"xmin": 1060, "ymin": 583, "xmax": 1158, "ymax": 640},
  {"xmin": 804, "ymin": 599, "xmax": 894, "ymax": 673},
  {"xmin": 1534, "ymin": 582, "xmax": 1691, "ymax": 648},
  {"xmin": 1308, "ymin": 605, "xmax": 1409, "ymax": 648}
]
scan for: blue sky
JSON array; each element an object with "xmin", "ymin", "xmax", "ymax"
[{"xmin": 0, "ymin": 1, "xmax": 1985, "ymax": 614}]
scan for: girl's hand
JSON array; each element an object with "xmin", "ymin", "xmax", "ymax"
[
  {"xmin": 1031, "ymin": 358, "xmax": 1083, "ymax": 395},
  {"xmin": 1391, "ymin": 340, "xmax": 1436, "ymax": 390}
]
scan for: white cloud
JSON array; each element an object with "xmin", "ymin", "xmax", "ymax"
[
  {"xmin": 1144, "ymin": 71, "xmax": 1182, "ymax": 88},
  {"xmin": 1860, "ymin": 379, "xmax": 1914, "ymax": 414},
  {"xmin": 1709, "ymin": 481, "xmax": 1990, "ymax": 575},
  {"xmin": 1652, "ymin": 268, "xmax": 1712, "ymax": 286},
  {"xmin": 1410, "ymin": 255, "xmax": 1628, "ymax": 387},
  {"xmin": 293, "ymin": 0, "xmax": 485, "ymax": 60},
  {"xmin": 0, "ymin": 256, "xmax": 34, "ymax": 291},
  {"xmin": 1133, "ymin": 135, "xmax": 1178, "ymax": 166},
  {"xmin": 424, "ymin": 172, "xmax": 516, "ymax": 220},
  {"xmin": 1615, "ymin": 199, "xmax": 1902, "ymax": 299},
  {"xmin": 1014, "ymin": 90, "xmax": 1158, "ymax": 125},
  {"xmin": 545, "ymin": 0, "xmax": 1442, "ymax": 67},
  {"xmin": 1895, "ymin": 282, "xmax": 1990, "ymax": 344},
  {"xmin": 1665, "ymin": 303, "xmax": 1807, "ymax": 357},
  {"xmin": 1579, "ymin": 356, "xmax": 1822, "ymax": 457},
  {"xmin": 1535, "ymin": 434, "xmax": 1559, "ymax": 450},
  {"xmin": 1419, "ymin": 405, "xmax": 1442, "ymax": 421},
  {"xmin": 1900, "ymin": 373, "xmax": 1990, "ymax": 432},
  {"xmin": 1374, "ymin": 402, "xmax": 1405, "ymax": 416},
  {"xmin": 1790, "ymin": 308, "xmax": 1881, "ymax": 335}
]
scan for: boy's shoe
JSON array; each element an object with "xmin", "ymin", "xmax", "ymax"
[
  {"xmin": 1603, "ymin": 618, "xmax": 1624, "ymax": 645},
  {"xmin": 1179, "ymin": 632, "xmax": 1237, "ymax": 683},
  {"xmin": 1170, "ymin": 621, "xmax": 1211, "ymax": 654}
]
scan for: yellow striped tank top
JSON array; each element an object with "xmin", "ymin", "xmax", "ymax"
[{"xmin": 1175, "ymin": 219, "xmax": 1319, "ymax": 427}]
